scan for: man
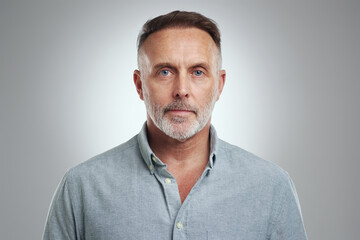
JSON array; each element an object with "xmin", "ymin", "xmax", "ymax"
[{"xmin": 44, "ymin": 11, "xmax": 307, "ymax": 239}]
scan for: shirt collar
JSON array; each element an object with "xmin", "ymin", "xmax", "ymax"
[{"xmin": 137, "ymin": 122, "xmax": 218, "ymax": 174}]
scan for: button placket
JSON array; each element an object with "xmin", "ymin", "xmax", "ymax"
[
  {"xmin": 171, "ymin": 166, "xmax": 211, "ymax": 238},
  {"xmin": 173, "ymin": 214, "xmax": 187, "ymax": 239},
  {"xmin": 152, "ymin": 162, "xmax": 182, "ymax": 222}
]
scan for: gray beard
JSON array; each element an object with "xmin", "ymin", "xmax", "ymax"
[{"xmin": 144, "ymin": 92, "xmax": 217, "ymax": 142}]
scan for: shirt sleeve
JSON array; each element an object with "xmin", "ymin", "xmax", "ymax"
[
  {"xmin": 43, "ymin": 173, "xmax": 79, "ymax": 240},
  {"xmin": 269, "ymin": 174, "xmax": 308, "ymax": 240}
]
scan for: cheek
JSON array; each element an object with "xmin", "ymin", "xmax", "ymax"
[
  {"xmin": 143, "ymin": 83, "xmax": 169, "ymax": 105},
  {"xmin": 192, "ymin": 82, "xmax": 217, "ymax": 102}
]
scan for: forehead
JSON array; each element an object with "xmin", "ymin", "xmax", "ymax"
[{"xmin": 141, "ymin": 27, "xmax": 218, "ymax": 66}]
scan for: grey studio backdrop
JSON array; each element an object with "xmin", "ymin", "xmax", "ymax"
[{"xmin": 1, "ymin": 0, "xmax": 359, "ymax": 239}]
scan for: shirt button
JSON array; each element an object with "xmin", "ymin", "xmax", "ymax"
[
  {"xmin": 149, "ymin": 165, "xmax": 154, "ymax": 171},
  {"xmin": 151, "ymin": 156, "xmax": 157, "ymax": 162},
  {"xmin": 176, "ymin": 221, "xmax": 183, "ymax": 230},
  {"xmin": 164, "ymin": 178, "xmax": 171, "ymax": 184}
]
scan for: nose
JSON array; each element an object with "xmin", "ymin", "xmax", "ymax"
[{"xmin": 173, "ymin": 72, "xmax": 190, "ymax": 99}]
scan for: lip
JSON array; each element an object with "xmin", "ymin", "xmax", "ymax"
[
  {"xmin": 169, "ymin": 109, "xmax": 192, "ymax": 112},
  {"xmin": 167, "ymin": 109, "xmax": 194, "ymax": 115}
]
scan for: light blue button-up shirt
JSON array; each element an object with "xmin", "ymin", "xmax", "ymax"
[{"xmin": 43, "ymin": 123, "xmax": 307, "ymax": 239}]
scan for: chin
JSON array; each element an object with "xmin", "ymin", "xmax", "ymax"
[
  {"xmin": 164, "ymin": 121, "xmax": 202, "ymax": 141},
  {"xmin": 150, "ymin": 112, "xmax": 210, "ymax": 141}
]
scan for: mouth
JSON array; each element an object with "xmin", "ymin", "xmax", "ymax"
[
  {"xmin": 163, "ymin": 101, "xmax": 198, "ymax": 116},
  {"xmin": 166, "ymin": 109, "xmax": 195, "ymax": 115},
  {"xmin": 168, "ymin": 109, "xmax": 193, "ymax": 112}
]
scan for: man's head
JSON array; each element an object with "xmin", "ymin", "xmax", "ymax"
[
  {"xmin": 137, "ymin": 11, "xmax": 222, "ymax": 75},
  {"xmin": 134, "ymin": 11, "xmax": 226, "ymax": 142}
]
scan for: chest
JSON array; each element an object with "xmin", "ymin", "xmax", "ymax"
[{"xmin": 79, "ymin": 173, "xmax": 270, "ymax": 240}]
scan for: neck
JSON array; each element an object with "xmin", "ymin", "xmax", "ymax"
[{"xmin": 146, "ymin": 118, "xmax": 211, "ymax": 167}]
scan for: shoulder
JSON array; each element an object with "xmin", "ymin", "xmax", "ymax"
[
  {"xmin": 215, "ymin": 139, "xmax": 301, "ymax": 217},
  {"xmin": 216, "ymin": 139, "xmax": 291, "ymax": 187},
  {"xmin": 65, "ymin": 135, "xmax": 140, "ymax": 182}
]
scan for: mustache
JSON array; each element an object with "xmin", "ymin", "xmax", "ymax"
[{"xmin": 163, "ymin": 100, "xmax": 198, "ymax": 114}]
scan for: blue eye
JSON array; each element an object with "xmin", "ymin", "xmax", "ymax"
[
  {"xmin": 194, "ymin": 70, "xmax": 203, "ymax": 76},
  {"xmin": 160, "ymin": 70, "xmax": 170, "ymax": 76}
]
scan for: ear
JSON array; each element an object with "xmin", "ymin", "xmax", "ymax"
[
  {"xmin": 216, "ymin": 69, "xmax": 226, "ymax": 101},
  {"xmin": 133, "ymin": 70, "xmax": 144, "ymax": 100}
]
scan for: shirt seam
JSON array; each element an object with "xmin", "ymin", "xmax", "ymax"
[
  {"xmin": 266, "ymin": 172, "xmax": 290, "ymax": 238},
  {"xmin": 53, "ymin": 174, "xmax": 77, "ymax": 239},
  {"xmin": 65, "ymin": 171, "xmax": 81, "ymax": 239}
]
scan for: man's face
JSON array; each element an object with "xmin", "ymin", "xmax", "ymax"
[{"xmin": 135, "ymin": 27, "xmax": 225, "ymax": 141}]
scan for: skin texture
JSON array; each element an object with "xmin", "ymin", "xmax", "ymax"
[{"xmin": 134, "ymin": 27, "xmax": 226, "ymax": 202}]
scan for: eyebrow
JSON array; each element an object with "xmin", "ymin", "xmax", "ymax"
[
  {"xmin": 153, "ymin": 63, "xmax": 176, "ymax": 71},
  {"xmin": 192, "ymin": 62, "xmax": 210, "ymax": 71},
  {"xmin": 153, "ymin": 62, "xmax": 211, "ymax": 71}
]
